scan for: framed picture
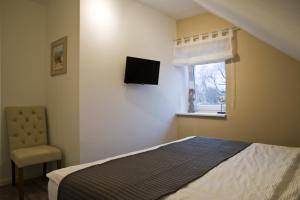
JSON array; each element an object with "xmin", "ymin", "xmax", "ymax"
[{"xmin": 51, "ymin": 36, "xmax": 68, "ymax": 76}]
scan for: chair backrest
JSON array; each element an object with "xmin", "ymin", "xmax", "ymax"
[{"xmin": 5, "ymin": 106, "xmax": 48, "ymax": 151}]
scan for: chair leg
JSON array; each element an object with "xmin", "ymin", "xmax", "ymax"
[
  {"xmin": 18, "ymin": 167, "xmax": 24, "ymax": 200},
  {"xmin": 43, "ymin": 163, "xmax": 47, "ymax": 178},
  {"xmin": 11, "ymin": 161, "xmax": 16, "ymax": 186},
  {"xmin": 57, "ymin": 160, "xmax": 62, "ymax": 169}
]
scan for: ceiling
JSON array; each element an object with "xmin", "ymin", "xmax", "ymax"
[
  {"xmin": 136, "ymin": 0, "xmax": 207, "ymax": 19},
  {"xmin": 194, "ymin": 0, "xmax": 300, "ymax": 62},
  {"xmin": 138, "ymin": 0, "xmax": 300, "ymax": 61}
]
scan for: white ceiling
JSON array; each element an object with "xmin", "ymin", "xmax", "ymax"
[
  {"xmin": 136, "ymin": 0, "xmax": 207, "ymax": 19},
  {"xmin": 194, "ymin": 0, "xmax": 300, "ymax": 62}
]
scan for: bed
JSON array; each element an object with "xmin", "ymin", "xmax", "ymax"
[{"xmin": 47, "ymin": 136, "xmax": 300, "ymax": 200}]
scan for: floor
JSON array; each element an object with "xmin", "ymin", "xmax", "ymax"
[{"xmin": 0, "ymin": 177, "xmax": 48, "ymax": 200}]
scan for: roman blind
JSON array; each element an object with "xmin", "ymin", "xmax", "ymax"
[{"xmin": 174, "ymin": 29, "xmax": 234, "ymax": 67}]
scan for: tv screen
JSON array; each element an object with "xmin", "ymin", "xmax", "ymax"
[{"xmin": 124, "ymin": 56, "xmax": 160, "ymax": 85}]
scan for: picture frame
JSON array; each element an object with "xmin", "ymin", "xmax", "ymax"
[{"xmin": 51, "ymin": 36, "xmax": 68, "ymax": 76}]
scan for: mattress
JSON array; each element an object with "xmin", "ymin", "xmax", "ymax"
[{"xmin": 47, "ymin": 137, "xmax": 300, "ymax": 200}]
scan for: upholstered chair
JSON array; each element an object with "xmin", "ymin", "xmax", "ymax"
[{"xmin": 5, "ymin": 106, "xmax": 62, "ymax": 200}]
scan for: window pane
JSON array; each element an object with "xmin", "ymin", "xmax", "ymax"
[{"xmin": 194, "ymin": 62, "xmax": 226, "ymax": 108}]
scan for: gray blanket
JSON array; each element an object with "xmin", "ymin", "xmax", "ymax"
[{"xmin": 58, "ymin": 137, "xmax": 251, "ymax": 200}]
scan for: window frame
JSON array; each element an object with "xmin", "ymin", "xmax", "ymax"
[{"xmin": 193, "ymin": 61, "xmax": 227, "ymax": 113}]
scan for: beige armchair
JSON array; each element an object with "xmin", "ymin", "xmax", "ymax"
[{"xmin": 5, "ymin": 106, "xmax": 62, "ymax": 200}]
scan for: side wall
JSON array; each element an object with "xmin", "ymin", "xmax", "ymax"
[
  {"xmin": 0, "ymin": 0, "xmax": 80, "ymax": 185},
  {"xmin": 46, "ymin": 0, "xmax": 80, "ymax": 166},
  {"xmin": 0, "ymin": 0, "xmax": 3, "ymax": 186},
  {"xmin": 0, "ymin": 0, "xmax": 47, "ymax": 185},
  {"xmin": 80, "ymin": 0, "xmax": 184, "ymax": 163},
  {"xmin": 176, "ymin": 13, "xmax": 300, "ymax": 147}
]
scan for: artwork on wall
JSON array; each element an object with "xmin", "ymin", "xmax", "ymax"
[{"xmin": 51, "ymin": 36, "xmax": 68, "ymax": 76}]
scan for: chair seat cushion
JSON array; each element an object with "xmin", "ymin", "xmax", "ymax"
[{"xmin": 11, "ymin": 145, "xmax": 62, "ymax": 168}]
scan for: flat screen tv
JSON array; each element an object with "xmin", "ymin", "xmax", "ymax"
[{"xmin": 124, "ymin": 56, "xmax": 160, "ymax": 85}]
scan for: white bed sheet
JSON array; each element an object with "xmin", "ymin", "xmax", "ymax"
[{"xmin": 47, "ymin": 137, "xmax": 300, "ymax": 200}]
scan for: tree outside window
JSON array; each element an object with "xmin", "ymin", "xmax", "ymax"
[{"xmin": 194, "ymin": 62, "xmax": 226, "ymax": 112}]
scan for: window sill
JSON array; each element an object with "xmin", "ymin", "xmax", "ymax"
[{"xmin": 176, "ymin": 112, "xmax": 227, "ymax": 118}]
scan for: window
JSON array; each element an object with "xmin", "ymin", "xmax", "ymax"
[{"xmin": 194, "ymin": 62, "xmax": 226, "ymax": 113}]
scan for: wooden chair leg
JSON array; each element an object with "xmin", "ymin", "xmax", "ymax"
[
  {"xmin": 18, "ymin": 167, "xmax": 24, "ymax": 200},
  {"xmin": 11, "ymin": 161, "xmax": 16, "ymax": 186},
  {"xmin": 43, "ymin": 163, "xmax": 47, "ymax": 178},
  {"xmin": 57, "ymin": 160, "xmax": 62, "ymax": 169}
]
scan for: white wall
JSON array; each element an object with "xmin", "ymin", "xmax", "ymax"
[
  {"xmin": 46, "ymin": 0, "xmax": 80, "ymax": 166},
  {"xmin": 0, "ymin": 0, "xmax": 184, "ymax": 184},
  {"xmin": 80, "ymin": 0, "xmax": 184, "ymax": 163},
  {"xmin": 1, "ymin": 0, "xmax": 46, "ymax": 106},
  {"xmin": 0, "ymin": 0, "xmax": 4, "ymax": 186},
  {"xmin": 0, "ymin": 0, "xmax": 80, "ymax": 185},
  {"xmin": 0, "ymin": 0, "xmax": 47, "ymax": 185}
]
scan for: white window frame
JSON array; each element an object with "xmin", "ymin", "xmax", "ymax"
[
  {"xmin": 197, "ymin": 105, "xmax": 226, "ymax": 113},
  {"xmin": 193, "ymin": 62, "xmax": 227, "ymax": 114}
]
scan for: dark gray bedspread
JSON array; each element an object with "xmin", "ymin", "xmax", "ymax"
[{"xmin": 58, "ymin": 137, "xmax": 251, "ymax": 200}]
